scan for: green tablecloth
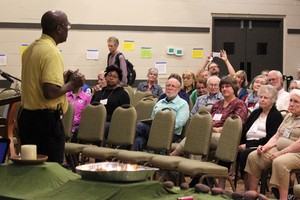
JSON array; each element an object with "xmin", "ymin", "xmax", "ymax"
[
  {"xmin": 0, "ymin": 162, "xmax": 232, "ymax": 200},
  {"xmin": 0, "ymin": 162, "xmax": 80, "ymax": 199}
]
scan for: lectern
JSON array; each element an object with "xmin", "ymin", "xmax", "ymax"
[{"xmin": 0, "ymin": 92, "xmax": 21, "ymax": 157}]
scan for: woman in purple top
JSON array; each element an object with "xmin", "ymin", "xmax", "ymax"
[{"xmin": 66, "ymin": 87, "xmax": 92, "ymax": 142}]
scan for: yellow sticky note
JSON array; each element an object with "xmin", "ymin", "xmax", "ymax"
[
  {"xmin": 141, "ymin": 47, "xmax": 152, "ymax": 59},
  {"xmin": 123, "ymin": 40, "xmax": 134, "ymax": 51},
  {"xmin": 20, "ymin": 44, "xmax": 28, "ymax": 59},
  {"xmin": 192, "ymin": 48, "xmax": 203, "ymax": 58}
]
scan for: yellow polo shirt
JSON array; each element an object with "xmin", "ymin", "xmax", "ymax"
[{"xmin": 21, "ymin": 34, "xmax": 67, "ymax": 113}]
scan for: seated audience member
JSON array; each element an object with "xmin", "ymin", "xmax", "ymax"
[
  {"xmin": 238, "ymin": 85, "xmax": 283, "ymax": 180},
  {"xmin": 199, "ymin": 70, "xmax": 211, "ymax": 79},
  {"xmin": 91, "ymin": 65, "xmax": 130, "ymax": 138},
  {"xmin": 66, "ymin": 87, "xmax": 92, "ymax": 142},
  {"xmin": 190, "ymin": 76, "xmax": 223, "ymax": 116},
  {"xmin": 158, "ymin": 73, "xmax": 189, "ymax": 104},
  {"xmin": 82, "ymin": 83, "xmax": 92, "ymax": 95},
  {"xmin": 268, "ymin": 70, "xmax": 290, "ymax": 111},
  {"xmin": 242, "ymin": 75, "xmax": 268, "ymax": 112},
  {"xmin": 137, "ymin": 67, "xmax": 163, "ymax": 97},
  {"xmin": 171, "ymin": 75, "xmax": 248, "ymax": 156},
  {"xmin": 234, "ymin": 70, "xmax": 249, "ymax": 100},
  {"xmin": 261, "ymin": 69, "xmax": 269, "ymax": 77},
  {"xmin": 134, "ymin": 78, "xmax": 189, "ymax": 151},
  {"xmin": 196, "ymin": 50, "xmax": 235, "ymax": 77},
  {"xmin": 245, "ymin": 89, "xmax": 300, "ymax": 200},
  {"xmin": 182, "ymin": 70, "xmax": 196, "ymax": 96},
  {"xmin": 93, "ymin": 71, "xmax": 107, "ymax": 92},
  {"xmin": 289, "ymin": 80, "xmax": 300, "ymax": 92},
  {"xmin": 189, "ymin": 77, "xmax": 208, "ymax": 105}
]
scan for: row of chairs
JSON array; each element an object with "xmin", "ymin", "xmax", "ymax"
[
  {"xmin": 118, "ymin": 112, "xmax": 242, "ymax": 191},
  {"xmin": 63, "ymin": 101, "xmax": 176, "ymax": 172},
  {"xmin": 63, "ymin": 101, "xmax": 243, "ymax": 191},
  {"xmin": 123, "ymin": 87, "xmax": 158, "ymax": 107}
]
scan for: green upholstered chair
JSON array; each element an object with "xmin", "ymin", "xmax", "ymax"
[
  {"xmin": 62, "ymin": 102, "xmax": 74, "ymax": 140},
  {"xmin": 294, "ymin": 184, "xmax": 300, "ymax": 199},
  {"xmin": 178, "ymin": 115, "xmax": 242, "ymax": 191},
  {"xmin": 131, "ymin": 91, "xmax": 157, "ymax": 107},
  {"xmin": 197, "ymin": 104, "xmax": 212, "ymax": 113},
  {"xmin": 123, "ymin": 85, "xmax": 134, "ymax": 102},
  {"xmin": 64, "ymin": 103, "xmax": 106, "ymax": 171},
  {"xmin": 116, "ymin": 108, "xmax": 175, "ymax": 165},
  {"xmin": 81, "ymin": 105, "xmax": 137, "ymax": 162},
  {"xmin": 135, "ymin": 97, "xmax": 156, "ymax": 121},
  {"xmin": 150, "ymin": 111, "xmax": 213, "ymax": 185}
]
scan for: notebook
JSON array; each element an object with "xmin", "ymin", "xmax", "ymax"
[{"xmin": 0, "ymin": 138, "xmax": 10, "ymax": 164}]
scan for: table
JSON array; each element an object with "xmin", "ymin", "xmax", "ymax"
[{"xmin": 0, "ymin": 162, "xmax": 232, "ymax": 200}]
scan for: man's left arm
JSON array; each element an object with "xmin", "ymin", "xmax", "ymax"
[{"xmin": 119, "ymin": 55, "xmax": 128, "ymax": 85}]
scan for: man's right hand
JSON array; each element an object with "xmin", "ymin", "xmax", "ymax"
[{"xmin": 70, "ymin": 71, "xmax": 85, "ymax": 89}]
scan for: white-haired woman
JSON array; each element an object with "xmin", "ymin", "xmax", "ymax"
[
  {"xmin": 137, "ymin": 68, "xmax": 163, "ymax": 97},
  {"xmin": 239, "ymin": 85, "xmax": 283, "ymax": 184},
  {"xmin": 245, "ymin": 89, "xmax": 300, "ymax": 200},
  {"xmin": 242, "ymin": 75, "xmax": 268, "ymax": 112}
]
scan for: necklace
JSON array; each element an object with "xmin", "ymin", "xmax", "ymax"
[{"xmin": 100, "ymin": 87, "xmax": 116, "ymax": 101}]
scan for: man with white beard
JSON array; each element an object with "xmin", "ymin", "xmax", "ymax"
[
  {"xmin": 133, "ymin": 78, "xmax": 189, "ymax": 151},
  {"xmin": 268, "ymin": 70, "xmax": 290, "ymax": 111}
]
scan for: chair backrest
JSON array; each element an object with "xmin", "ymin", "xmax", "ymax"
[
  {"xmin": 124, "ymin": 85, "xmax": 134, "ymax": 102},
  {"xmin": 135, "ymin": 97, "xmax": 156, "ymax": 121},
  {"xmin": 183, "ymin": 111, "xmax": 213, "ymax": 159},
  {"xmin": 280, "ymin": 109, "xmax": 289, "ymax": 118},
  {"xmin": 197, "ymin": 105, "xmax": 212, "ymax": 113},
  {"xmin": 77, "ymin": 103, "xmax": 107, "ymax": 143},
  {"xmin": 131, "ymin": 91, "xmax": 153, "ymax": 107},
  {"xmin": 0, "ymin": 88, "xmax": 19, "ymax": 117},
  {"xmin": 62, "ymin": 102, "xmax": 74, "ymax": 139},
  {"xmin": 147, "ymin": 108, "xmax": 175, "ymax": 153},
  {"xmin": 215, "ymin": 115, "xmax": 242, "ymax": 163},
  {"xmin": 106, "ymin": 105, "xmax": 137, "ymax": 148}
]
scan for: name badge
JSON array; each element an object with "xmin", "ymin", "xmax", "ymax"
[
  {"xmin": 100, "ymin": 99, "xmax": 108, "ymax": 105},
  {"xmin": 283, "ymin": 128, "xmax": 291, "ymax": 138},
  {"xmin": 213, "ymin": 114, "xmax": 222, "ymax": 121}
]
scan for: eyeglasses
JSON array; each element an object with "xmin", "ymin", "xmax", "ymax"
[
  {"xmin": 61, "ymin": 23, "xmax": 71, "ymax": 30},
  {"xmin": 107, "ymin": 74, "xmax": 119, "ymax": 79},
  {"xmin": 208, "ymin": 83, "xmax": 219, "ymax": 88}
]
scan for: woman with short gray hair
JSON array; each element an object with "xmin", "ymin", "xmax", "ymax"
[{"xmin": 137, "ymin": 68, "xmax": 163, "ymax": 96}]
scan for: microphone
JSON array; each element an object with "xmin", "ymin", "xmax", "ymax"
[{"xmin": 0, "ymin": 70, "xmax": 14, "ymax": 83}]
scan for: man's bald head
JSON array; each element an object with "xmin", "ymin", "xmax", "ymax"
[{"xmin": 40, "ymin": 10, "xmax": 70, "ymax": 45}]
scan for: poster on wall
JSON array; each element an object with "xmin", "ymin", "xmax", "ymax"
[
  {"xmin": 155, "ymin": 62, "xmax": 167, "ymax": 75},
  {"xmin": 141, "ymin": 47, "xmax": 152, "ymax": 59},
  {"xmin": 20, "ymin": 44, "xmax": 28, "ymax": 58},
  {"xmin": 0, "ymin": 54, "xmax": 7, "ymax": 66},
  {"xmin": 86, "ymin": 50, "xmax": 99, "ymax": 60},
  {"xmin": 123, "ymin": 40, "xmax": 134, "ymax": 51},
  {"xmin": 192, "ymin": 48, "xmax": 203, "ymax": 58}
]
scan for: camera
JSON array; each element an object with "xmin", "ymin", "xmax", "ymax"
[{"xmin": 212, "ymin": 52, "xmax": 221, "ymax": 58}]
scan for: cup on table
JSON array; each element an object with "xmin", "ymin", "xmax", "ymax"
[{"xmin": 21, "ymin": 145, "xmax": 37, "ymax": 160}]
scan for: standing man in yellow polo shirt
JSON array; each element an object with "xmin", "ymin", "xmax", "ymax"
[{"xmin": 19, "ymin": 10, "xmax": 84, "ymax": 164}]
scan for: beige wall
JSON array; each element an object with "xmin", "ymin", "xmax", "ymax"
[{"xmin": 0, "ymin": 0, "xmax": 299, "ymax": 81}]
